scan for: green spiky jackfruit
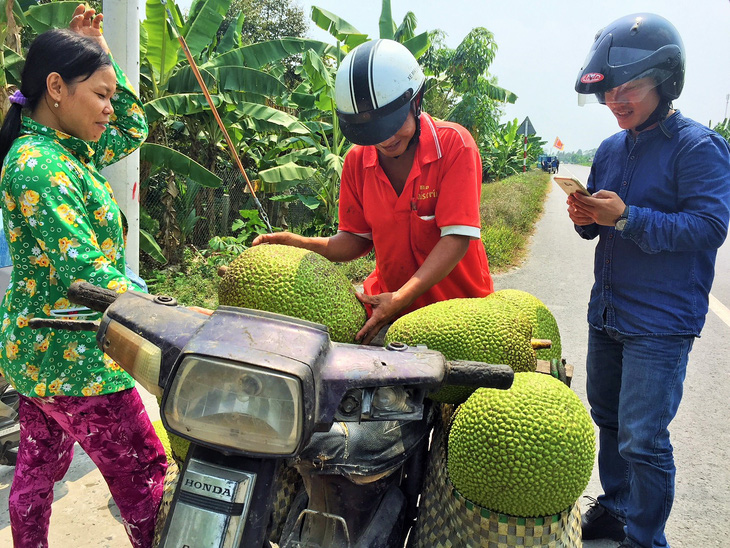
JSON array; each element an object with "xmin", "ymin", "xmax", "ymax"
[
  {"xmin": 217, "ymin": 244, "xmax": 367, "ymax": 343},
  {"xmin": 448, "ymin": 372, "xmax": 595, "ymax": 517},
  {"xmin": 486, "ymin": 289, "xmax": 562, "ymax": 361},
  {"xmin": 384, "ymin": 297, "xmax": 537, "ymax": 404}
]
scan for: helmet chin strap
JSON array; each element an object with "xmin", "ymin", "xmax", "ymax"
[{"xmin": 634, "ymin": 99, "xmax": 672, "ymax": 134}]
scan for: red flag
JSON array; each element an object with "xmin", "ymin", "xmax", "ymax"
[{"xmin": 553, "ymin": 137, "xmax": 564, "ymax": 151}]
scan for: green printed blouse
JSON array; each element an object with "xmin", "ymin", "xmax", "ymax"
[{"xmin": 0, "ymin": 59, "xmax": 148, "ymax": 398}]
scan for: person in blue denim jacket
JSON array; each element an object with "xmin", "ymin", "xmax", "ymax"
[{"xmin": 568, "ymin": 13, "xmax": 730, "ymax": 548}]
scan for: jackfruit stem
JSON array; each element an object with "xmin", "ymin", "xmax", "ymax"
[
  {"xmin": 217, "ymin": 265, "xmax": 229, "ymax": 277},
  {"xmin": 531, "ymin": 339, "xmax": 552, "ymax": 350}
]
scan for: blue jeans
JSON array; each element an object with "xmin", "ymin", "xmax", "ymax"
[{"xmin": 586, "ymin": 326, "xmax": 693, "ymax": 548}]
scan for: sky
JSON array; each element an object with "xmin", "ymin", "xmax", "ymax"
[{"xmin": 167, "ymin": 0, "xmax": 730, "ymax": 152}]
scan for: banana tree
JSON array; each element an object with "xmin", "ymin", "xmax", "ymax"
[{"xmin": 481, "ymin": 118, "xmax": 526, "ymax": 181}]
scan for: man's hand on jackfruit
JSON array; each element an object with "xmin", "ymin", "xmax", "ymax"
[{"xmin": 355, "ymin": 291, "xmax": 405, "ymax": 345}]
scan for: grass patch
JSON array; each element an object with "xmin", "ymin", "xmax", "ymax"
[
  {"xmin": 480, "ymin": 169, "xmax": 551, "ymax": 272},
  {"xmin": 140, "ymin": 248, "xmax": 220, "ymax": 310}
]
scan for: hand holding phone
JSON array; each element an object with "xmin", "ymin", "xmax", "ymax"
[{"xmin": 554, "ymin": 176, "xmax": 591, "ymax": 197}]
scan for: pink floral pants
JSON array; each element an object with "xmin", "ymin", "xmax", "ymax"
[{"xmin": 9, "ymin": 388, "xmax": 168, "ymax": 548}]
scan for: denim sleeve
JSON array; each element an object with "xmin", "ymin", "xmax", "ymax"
[
  {"xmin": 575, "ymin": 223, "xmax": 599, "ymax": 240},
  {"xmin": 621, "ymin": 134, "xmax": 730, "ymax": 254}
]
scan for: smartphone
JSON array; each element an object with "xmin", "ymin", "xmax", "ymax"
[{"xmin": 554, "ymin": 176, "xmax": 591, "ymax": 197}]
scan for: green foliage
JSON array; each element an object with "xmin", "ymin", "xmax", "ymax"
[
  {"xmin": 555, "ymin": 149, "xmax": 595, "ymax": 166},
  {"xmin": 422, "ymin": 27, "xmax": 516, "ymax": 142},
  {"xmin": 480, "ymin": 170, "xmax": 551, "ymax": 271},
  {"xmin": 207, "ymin": 209, "xmax": 268, "ymax": 260},
  {"xmin": 141, "ymin": 248, "xmax": 220, "ymax": 309},
  {"xmin": 480, "ymin": 120, "xmax": 546, "ymax": 182},
  {"xmin": 229, "ymin": 0, "xmax": 308, "ymax": 45},
  {"xmin": 713, "ymin": 118, "xmax": 730, "ymax": 143},
  {"xmin": 481, "ymin": 119, "xmax": 521, "ymax": 181},
  {"xmin": 336, "ymin": 251, "xmax": 377, "ymax": 284}
]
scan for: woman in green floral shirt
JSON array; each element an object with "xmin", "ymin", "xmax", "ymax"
[{"xmin": 0, "ymin": 6, "xmax": 166, "ymax": 548}]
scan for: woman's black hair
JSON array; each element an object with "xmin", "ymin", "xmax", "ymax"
[{"xmin": 0, "ymin": 28, "xmax": 112, "ymax": 164}]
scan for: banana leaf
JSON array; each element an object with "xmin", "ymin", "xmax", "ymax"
[
  {"xmin": 218, "ymin": 12, "xmax": 243, "ymax": 52},
  {"xmin": 258, "ymin": 162, "xmax": 316, "ymax": 193},
  {"xmin": 229, "ymin": 102, "xmax": 308, "ymax": 135},
  {"xmin": 139, "ymin": 228, "xmax": 167, "ymax": 264},
  {"xmin": 207, "ymin": 38, "xmax": 339, "ymax": 70},
  {"xmin": 217, "ymin": 67, "xmax": 289, "ymax": 97},
  {"xmin": 166, "ymin": 65, "xmax": 217, "ymax": 94},
  {"xmin": 0, "ymin": 0, "xmax": 28, "ymax": 28},
  {"xmin": 378, "ymin": 0, "xmax": 396, "ymax": 40},
  {"xmin": 394, "ymin": 12, "xmax": 418, "ymax": 43},
  {"xmin": 167, "ymin": 65, "xmax": 287, "ymax": 99},
  {"xmin": 24, "ymin": 1, "xmax": 78, "ymax": 35},
  {"xmin": 181, "ymin": 0, "xmax": 229, "ymax": 59},
  {"xmin": 140, "ymin": 143, "xmax": 221, "ymax": 188},
  {"xmin": 2, "ymin": 46, "xmax": 23, "ymax": 87},
  {"xmin": 403, "ymin": 32, "xmax": 430, "ymax": 59},
  {"xmin": 272, "ymin": 148, "xmax": 320, "ymax": 166},
  {"xmin": 144, "ymin": 93, "xmax": 225, "ymax": 125},
  {"xmin": 143, "ymin": 0, "xmax": 182, "ymax": 81},
  {"xmin": 481, "ymin": 80, "xmax": 518, "ymax": 104},
  {"xmin": 139, "ymin": 20, "xmax": 148, "ymax": 60},
  {"xmin": 310, "ymin": 7, "xmax": 368, "ymax": 49}
]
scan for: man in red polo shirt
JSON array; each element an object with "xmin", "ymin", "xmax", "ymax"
[{"xmin": 253, "ymin": 39, "xmax": 493, "ymax": 343}]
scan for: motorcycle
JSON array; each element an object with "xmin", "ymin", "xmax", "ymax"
[{"xmin": 31, "ymin": 282, "xmax": 514, "ymax": 547}]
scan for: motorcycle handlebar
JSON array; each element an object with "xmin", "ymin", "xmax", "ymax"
[
  {"xmin": 444, "ymin": 360, "xmax": 514, "ymax": 390},
  {"xmin": 61, "ymin": 284, "xmax": 516, "ymax": 392},
  {"xmin": 67, "ymin": 282, "xmax": 119, "ymax": 312}
]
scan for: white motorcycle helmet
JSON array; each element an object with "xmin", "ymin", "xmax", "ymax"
[{"xmin": 335, "ymin": 39, "xmax": 425, "ymax": 146}]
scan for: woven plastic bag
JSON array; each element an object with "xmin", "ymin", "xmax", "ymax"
[{"xmin": 410, "ymin": 404, "xmax": 582, "ymax": 548}]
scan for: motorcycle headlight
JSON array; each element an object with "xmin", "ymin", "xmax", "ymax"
[{"xmin": 163, "ymin": 355, "xmax": 303, "ymax": 455}]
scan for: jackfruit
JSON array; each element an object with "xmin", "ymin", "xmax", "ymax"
[
  {"xmin": 154, "ymin": 402, "xmax": 190, "ymax": 465},
  {"xmin": 217, "ymin": 244, "xmax": 367, "ymax": 343},
  {"xmin": 448, "ymin": 372, "xmax": 595, "ymax": 517},
  {"xmin": 384, "ymin": 297, "xmax": 536, "ymax": 404},
  {"xmin": 486, "ymin": 289, "xmax": 562, "ymax": 361}
]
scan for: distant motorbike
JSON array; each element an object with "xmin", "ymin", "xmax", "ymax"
[{"xmin": 31, "ymin": 282, "xmax": 513, "ymax": 547}]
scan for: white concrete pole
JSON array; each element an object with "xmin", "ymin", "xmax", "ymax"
[{"xmin": 101, "ymin": 1, "xmax": 141, "ymax": 273}]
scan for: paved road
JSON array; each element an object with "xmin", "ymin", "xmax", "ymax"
[{"xmin": 1, "ymin": 164, "xmax": 728, "ymax": 546}]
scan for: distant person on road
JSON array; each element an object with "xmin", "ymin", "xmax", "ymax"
[
  {"xmin": 568, "ymin": 13, "xmax": 730, "ymax": 548},
  {"xmin": 0, "ymin": 6, "xmax": 167, "ymax": 548},
  {"xmin": 253, "ymin": 39, "xmax": 493, "ymax": 343}
]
